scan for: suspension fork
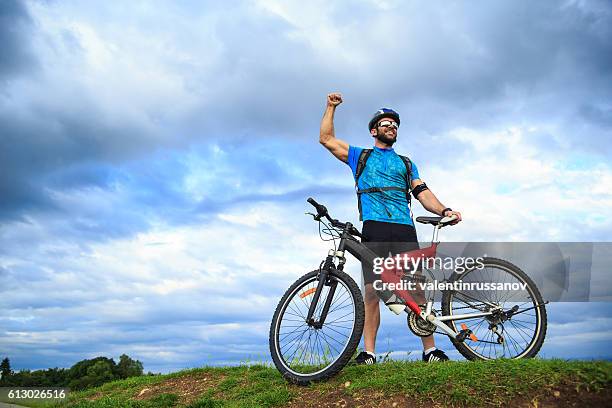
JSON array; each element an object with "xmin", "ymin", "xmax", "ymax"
[
  {"xmin": 306, "ymin": 228, "xmax": 350, "ymax": 328},
  {"xmin": 315, "ymin": 278, "xmax": 338, "ymax": 329},
  {"xmin": 305, "ymin": 255, "xmax": 337, "ymax": 328}
]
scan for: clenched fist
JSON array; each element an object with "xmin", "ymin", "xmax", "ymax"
[{"xmin": 327, "ymin": 93, "xmax": 343, "ymax": 107}]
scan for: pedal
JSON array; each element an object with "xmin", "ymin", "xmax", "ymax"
[{"xmin": 457, "ymin": 323, "xmax": 478, "ymax": 342}]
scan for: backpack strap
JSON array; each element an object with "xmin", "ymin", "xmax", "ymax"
[
  {"xmin": 355, "ymin": 149, "xmax": 373, "ymax": 221},
  {"xmin": 398, "ymin": 154, "xmax": 413, "ymax": 198},
  {"xmin": 398, "ymin": 154, "xmax": 415, "ymax": 224},
  {"xmin": 355, "ymin": 148, "xmax": 373, "ymax": 181}
]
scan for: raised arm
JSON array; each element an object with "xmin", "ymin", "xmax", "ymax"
[{"xmin": 319, "ymin": 93, "xmax": 349, "ymax": 163}]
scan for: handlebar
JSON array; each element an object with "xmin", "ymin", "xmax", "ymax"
[
  {"xmin": 307, "ymin": 197, "xmax": 363, "ymax": 239},
  {"xmin": 307, "ymin": 197, "xmax": 328, "ymax": 219}
]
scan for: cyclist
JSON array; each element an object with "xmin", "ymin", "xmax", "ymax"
[{"xmin": 319, "ymin": 92, "xmax": 462, "ymax": 364}]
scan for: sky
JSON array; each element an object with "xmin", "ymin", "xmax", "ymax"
[{"xmin": 1, "ymin": 0, "xmax": 611, "ymax": 373}]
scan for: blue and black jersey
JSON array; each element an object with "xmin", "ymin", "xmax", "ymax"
[{"xmin": 346, "ymin": 146, "xmax": 420, "ymax": 226}]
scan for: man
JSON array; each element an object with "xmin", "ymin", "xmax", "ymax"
[{"xmin": 319, "ymin": 92, "xmax": 462, "ymax": 364}]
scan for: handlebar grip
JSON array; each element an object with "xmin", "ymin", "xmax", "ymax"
[{"xmin": 307, "ymin": 197, "xmax": 328, "ymax": 216}]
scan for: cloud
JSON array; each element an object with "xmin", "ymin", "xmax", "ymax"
[
  {"xmin": 1, "ymin": 1, "xmax": 611, "ymax": 371},
  {"xmin": 540, "ymin": 303, "xmax": 612, "ymax": 359},
  {"xmin": 0, "ymin": 198, "xmax": 344, "ymax": 371},
  {"xmin": 2, "ymin": 0, "xmax": 611, "ymax": 223},
  {"xmin": 0, "ymin": 0, "xmax": 37, "ymax": 79}
]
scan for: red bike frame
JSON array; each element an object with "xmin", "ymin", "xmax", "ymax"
[{"xmin": 379, "ymin": 243, "xmax": 439, "ymax": 315}]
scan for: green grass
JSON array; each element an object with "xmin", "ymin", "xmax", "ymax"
[
  {"xmin": 9, "ymin": 359, "xmax": 611, "ymax": 407},
  {"xmin": 337, "ymin": 359, "xmax": 610, "ymax": 405}
]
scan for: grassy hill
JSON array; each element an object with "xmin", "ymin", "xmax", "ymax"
[{"xmin": 8, "ymin": 359, "xmax": 611, "ymax": 407}]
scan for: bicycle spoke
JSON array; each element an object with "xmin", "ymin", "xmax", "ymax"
[
  {"xmin": 318, "ymin": 328, "xmax": 344, "ymax": 351},
  {"xmin": 286, "ymin": 327, "xmax": 311, "ymax": 363},
  {"xmin": 504, "ymin": 328, "xmax": 523, "ymax": 356},
  {"xmin": 326, "ymin": 287, "xmax": 349, "ymax": 311},
  {"xmin": 324, "ymin": 310, "xmax": 354, "ymax": 325},
  {"xmin": 324, "ymin": 324, "xmax": 353, "ymax": 331},
  {"xmin": 288, "ymin": 301, "xmax": 306, "ymax": 319},
  {"xmin": 281, "ymin": 327, "xmax": 310, "ymax": 355},
  {"xmin": 318, "ymin": 329, "xmax": 345, "ymax": 352},
  {"xmin": 324, "ymin": 318, "xmax": 355, "ymax": 325},
  {"xmin": 508, "ymin": 319, "xmax": 535, "ymax": 332},
  {"xmin": 507, "ymin": 320, "xmax": 532, "ymax": 344},
  {"xmin": 279, "ymin": 325, "xmax": 309, "ymax": 342},
  {"xmin": 322, "ymin": 324, "xmax": 352, "ymax": 339},
  {"xmin": 280, "ymin": 325, "xmax": 309, "ymax": 346}
]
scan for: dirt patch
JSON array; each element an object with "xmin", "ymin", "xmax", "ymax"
[
  {"xmin": 85, "ymin": 392, "xmax": 103, "ymax": 401},
  {"xmin": 133, "ymin": 373, "xmax": 225, "ymax": 405},
  {"xmin": 285, "ymin": 382, "xmax": 611, "ymax": 408},
  {"xmin": 286, "ymin": 387, "xmax": 443, "ymax": 408},
  {"xmin": 511, "ymin": 384, "xmax": 612, "ymax": 408}
]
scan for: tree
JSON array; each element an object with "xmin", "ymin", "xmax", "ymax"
[
  {"xmin": 85, "ymin": 360, "xmax": 115, "ymax": 386},
  {"xmin": 0, "ymin": 358, "xmax": 12, "ymax": 384},
  {"xmin": 116, "ymin": 354, "xmax": 143, "ymax": 379},
  {"xmin": 68, "ymin": 357, "xmax": 117, "ymax": 390}
]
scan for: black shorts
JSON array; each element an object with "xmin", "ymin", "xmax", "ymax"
[{"xmin": 361, "ymin": 220, "xmax": 420, "ymax": 285}]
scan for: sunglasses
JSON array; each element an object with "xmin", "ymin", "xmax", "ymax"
[{"xmin": 377, "ymin": 120, "xmax": 398, "ymax": 129}]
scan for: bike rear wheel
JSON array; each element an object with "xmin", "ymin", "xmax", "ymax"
[
  {"xmin": 269, "ymin": 269, "xmax": 364, "ymax": 384},
  {"xmin": 441, "ymin": 257, "xmax": 547, "ymax": 360}
]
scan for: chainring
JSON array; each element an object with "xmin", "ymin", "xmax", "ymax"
[{"xmin": 407, "ymin": 311, "xmax": 437, "ymax": 337}]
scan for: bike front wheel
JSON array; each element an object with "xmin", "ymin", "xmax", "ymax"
[
  {"xmin": 441, "ymin": 257, "xmax": 547, "ymax": 360},
  {"xmin": 269, "ymin": 269, "xmax": 364, "ymax": 384}
]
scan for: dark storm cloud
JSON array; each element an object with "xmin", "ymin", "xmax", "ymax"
[
  {"xmin": 0, "ymin": 139, "xmax": 352, "ymax": 263},
  {"xmin": 2, "ymin": 1, "xmax": 611, "ymax": 223},
  {"xmin": 0, "ymin": 98, "xmax": 158, "ymax": 221},
  {"xmin": 174, "ymin": 0, "xmax": 612, "ymax": 163},
  {"xmin": 343, "ymin": 1, "xmax": 612, "ymax": 156}
]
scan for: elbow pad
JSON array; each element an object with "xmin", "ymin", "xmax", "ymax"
[{"xmin": 412, "ymin": 183, "xmax": 429, "ymax": 198}]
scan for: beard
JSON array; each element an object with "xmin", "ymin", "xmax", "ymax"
[{"xmin": 375, "ymin": 129, "xmax": 397, "ymax": 146}]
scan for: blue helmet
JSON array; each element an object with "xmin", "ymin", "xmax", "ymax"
[{"xmin": 368, "ymin": 108, "xmax": 400, "ymax": 131}]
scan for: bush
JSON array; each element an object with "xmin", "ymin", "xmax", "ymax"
[{"xmin": 0, "ymin": 354, "xmax": 144, "ymax": 390}]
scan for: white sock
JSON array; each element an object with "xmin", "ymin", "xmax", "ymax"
[{"xmin": 424, "ymin": 347, "xmax": 436, "ymax": 355}]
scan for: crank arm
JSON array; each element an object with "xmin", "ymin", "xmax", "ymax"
[{"xmin": 420, "ymin": 313, "xmax": 458, "ymax": 338}]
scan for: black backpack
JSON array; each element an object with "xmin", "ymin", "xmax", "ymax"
[{"xmin": 354, "ymin": 148, "xmax": 414, "ymax": 221}]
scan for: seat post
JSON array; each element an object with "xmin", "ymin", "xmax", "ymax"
[{"xmin": 431, "ymin": 225, "xmax": 441, "ymax": 244}]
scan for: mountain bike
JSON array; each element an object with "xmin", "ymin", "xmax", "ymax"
[{"xmin": 269, "ymin": 198, "xmax": 548, "ymax": 384}]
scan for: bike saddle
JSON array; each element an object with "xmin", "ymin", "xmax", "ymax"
[{"xmin": 415, "ymin": 216, "xmax": 446, "ymax": 225}]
